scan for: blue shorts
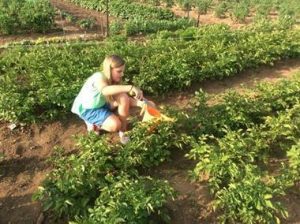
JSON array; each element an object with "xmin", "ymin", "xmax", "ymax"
[{"xmin": 80, "ymin": 103, "xmax": 112, "ymax": 126}]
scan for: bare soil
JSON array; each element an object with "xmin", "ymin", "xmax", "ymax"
[
  {"xmin": 1, "ymin": 58, "xmax": 300, "ymax": 224},
  {"xmin": 157, "ymin": 58, "xmax": 300, "ymax": 109},
  {"xmin": 50, "ymin": 0, "xmax": 108, "ymax": 33}
]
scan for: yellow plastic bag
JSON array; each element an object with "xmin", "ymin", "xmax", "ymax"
[{"xmin": 140, "ymin": 104, "xmax": 174, "ymax": 122}]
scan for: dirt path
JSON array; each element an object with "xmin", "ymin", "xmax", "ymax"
[
  {"xmin": 0, "ymin": 117, "xmax": 84, "ymax": 224},
  {"xmin": 1, "ymin": 57, "xmax": 299, "ymax": 224},
  {"xmin": 158, "ymin": 58, "xmax": 300, "ymax": 109},
  {"xmin": 50, "ymin": 0, "xmax": 108, "ymax": 33}
]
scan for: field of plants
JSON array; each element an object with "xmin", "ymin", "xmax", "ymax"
[{"xmin": 0, "ymin": 0, "xmax": 300, "ymax": 223}]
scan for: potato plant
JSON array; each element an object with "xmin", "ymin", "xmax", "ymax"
[
  {"xmin": 188, "ymin": 76, "xmax": 300, "ymax": 138},
  {"xmin": 214, "ymin": 171, "xmax": 288, "ymax": 224},
  {"xmin": 0, "ymin": 23, "xmax": 299, "ymax": 123},
  {"xmin": 34, "ymin": 119, "xmax": 184, "ymax": 222},
  {"xmin": 76, "ymin": 175, "xmax": 174, "ymax": 224},
  {"xmin": 124, "ymin": 18, "xmax": 193, "ymax": 36},
  {"xmin": 188, "ymin": 75, "xmax": 300, "ymax": 223},
  {"xmin": 0, "ymin": 0, "xmax": 55, "ymax": 34}
]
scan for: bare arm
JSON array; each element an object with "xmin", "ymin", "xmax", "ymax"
[
  {"xmin": 101, "ymin": 84, "xmax": 132, "ymax": 96},
  {"xmin": 98, "ymin": 78, "xmax": 143, "ymax": 100}
]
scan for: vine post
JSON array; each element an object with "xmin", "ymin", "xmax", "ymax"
[{"xmin": 105, "ymin": 0, "xmax": 109, "ymax": 37}]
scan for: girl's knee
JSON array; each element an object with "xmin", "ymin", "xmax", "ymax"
[
  {"xmin": 111, "ymin": 117, "xmax": 122, "ymax": 132},
  {"xmin": 117, "ymin": 93, "xmax": 130, "ymax": 105},
  {"xmin": 102, "ymin": 115, "xmax": 121, "ymax": 132}
]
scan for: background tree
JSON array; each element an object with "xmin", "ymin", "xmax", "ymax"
[
  {"xmin": 177, "ymin": 0, "xmax": 193, "ymax": 18},
  {"xmin": 229, "ymin": 0, "xmax": 250, "ymax": 23},
  {"xmin": 162, "ymin": 0, "xmax": 174, "ymax": 8},
  {"xmin": 194, "ymin": 0, "xmax": 212, "ymax": 26},
  {"xmin": 214, "ymin": 1, "xmax": 228, "ymax": 18}
]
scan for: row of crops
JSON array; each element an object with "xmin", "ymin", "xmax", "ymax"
[
  {"xmin": 33, "ymin": 120, "xmax": 185, "ymax": 223},
  {"xmin": 0, "ymin": 0, "xmax": 194, "ymax": 36},
  {"xmin": 1, "ymin": 0, "xmax": 298, "ymax": 36},
  {"xmin": 0, "ymin": 0, "xmax": 55, "ymax": 34},
  {"xmin": 186, "ymin": 75, "xmax": 300, "ymax": 223},
  {"xmin": 67, "ymin": 0, "xmax": 194, "ymax": 35},
  {"xmin": 67, "ymin": 0, "xmax": 300, "ymax": 35},
  {"xmin": 139, "ymin": 0, "xmax": 300, "ymax": 24},
  {"xmin": 32, "ymin": 71, "xmax": 300, "ymax": 223},
  {"xmin": 0, "ymin": 22, "xmax": 299, "ymax": 123}
]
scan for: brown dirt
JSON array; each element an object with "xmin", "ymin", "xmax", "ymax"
[
  {"xmin": 50, "ymin": 0, "xmax": 108, "ymax": 33},
  {"xmin": 1, "ymin": 58, "xmax": 300, "ymax": 224},
  {"xmin": 149, "ymin": 149, "xmax": 216, "ymax": 224},
  {"xmin": 157, "ymin": 58, "xmax": 300, "ymax": 109},
  {"xmin": 0, "ymin": 117, "xmax": 84, "ymax": 224}
]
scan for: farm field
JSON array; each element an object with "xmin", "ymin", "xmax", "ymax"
[
  {"xmin": 0, "ymin": 0, "xmax": 300, "ymax": 223},
  {"xmin": 1, "ymin": 59, "xmax": 299, "ymax": 223}
]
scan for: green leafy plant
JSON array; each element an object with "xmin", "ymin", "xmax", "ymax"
[
  {"xmin": 77, "ymin": 18, "xmax": 96, "ymax": 30},
  {"xmin": 162, "ymin": 0, "xmax": 174, "ymax": 7},
  {"xmin": 65, "ymin": 14, "xmax": 77, "ymax": 23},
  {"xmin": 286, "ymin": 141, "xmax": 300, "ymax": 180},
  {"xmin": 33, "ymin": 118, "xmax": 182, "ymax": 221},
  {"xmin": 0, "ymin": 0, "xmax": 55, "ymax": 34},
  {"xmin": 1, "ymin": 24, "xmax": 299, "ymax": 123},
  {"xmin": 214, "ymin": 2, "xmax": 228, "ymax": 18},
  {"xmin": 77, "ymin": 175, "xmax": 175, "ymax": 223},
  {"xmin": 229, "ymin": 1, "xmax": 250, "ymax": 23},
  {"xmin": 214, "ymin": 172, "xmax": 288, "ymax": 224},
  {"xmin": 194, "ymin": 0, "xmax": 213, "ymax": 26},
  {"xmin": 188, "ymin": 74, "xmax": 300, "ymax": 223},
  {"xmin": 118, "ymin": 119, "xmax": 187, "ymax": 168},
  {"xmin": 124, "ymin": 17, "xmax": 193, "ymax": 36},
  {"xmin": 177, "ymin": 0, "xmax": 193, "ymax": 18},
  {"xmin": 110, "ymin": 20, "xmax": 123, "ymax": 35}
]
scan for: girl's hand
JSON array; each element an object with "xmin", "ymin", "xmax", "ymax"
[{"xmin": 132, "ymin": 86, "xmax": 143, "ymax": 100}]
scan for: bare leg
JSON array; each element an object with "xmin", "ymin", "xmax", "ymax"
[
  {"xmin": 101, "ymin": 113, "xmax": 129, "ymax": 144},
  {"xmin": 115, "ymin": 93, "xmax": 130, "ymax": 131},
  {"xmin": 129, "ymin": 97, "xmax": 156, "ymax": 108},
  {"xmin": 101, "ymin": 114, "xmax": 121, "ymax": 132},
  {"xmin": 104, "ymin": 95, "xmax": 156, "ymax": 132}
]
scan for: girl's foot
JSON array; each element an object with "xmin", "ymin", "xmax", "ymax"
[
  {"xmin": 119, "ymin": 131, "xmax": 130, "ymax": 144},
  {"xmin": 85, "ymin": 121, "xmax": 100, "ymax": 135}
]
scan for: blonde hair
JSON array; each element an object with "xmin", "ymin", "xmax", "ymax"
[
  {"xmin": 102, "ymin": 55, "xmax": 125, "ymax": 85},
  {"xmin": 101, "ymin": 55, "xmax": 126, "ymax": 103}
]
